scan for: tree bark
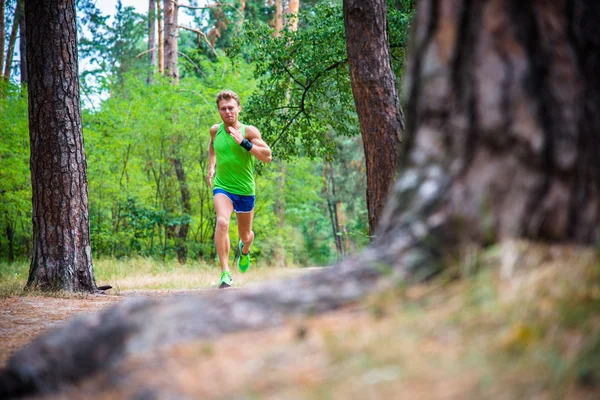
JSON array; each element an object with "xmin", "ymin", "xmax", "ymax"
[
  {"xmin": 274, "ymin": 0, "xmax": 282, "ymax": 34},
  {"xmin": 5, "ymin": 217, "xmax": 14, "ymax": 262},
  {"xmin": 157, "ymin": 0, "xmax": 164, "ymax": 73},
  {"xmin": 18, "ymin": 0, "xmax": 26, "ymax": 84},
  {"xmin": 171, "ymin": 157, "xmax": 191, "ymax": 263},
  {"xmin": 25, "ymin": 0, "xmax": 97, "ymax": 292},
  {"xmin": 288, "ymin": 0, "xmax": 299, "ymax": 31},
  {"xmin": 0, "ymin": 0, "xmax": 5, "ymax": 77},
  {"xmin": 147, "ymin": 0, "xmax": 157, "ymax": 82},
  {"xmin": 3, "ymin": 0, "xmax": 20, "ymax": 79},
  {"xmin": 163, "ymin": 0, "xmax": 178, "ymax": 83},
  {"xmin": 343, "ymin": 0, "xmax": 404, "ymax": 238},
  {"xmin": 368, "ymin": 0, "xmax": 600, "ymax": 279}
]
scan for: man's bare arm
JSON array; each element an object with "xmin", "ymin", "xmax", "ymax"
[
  {"xmin": 207, "ymin": 124, "xmax": 219, "ymax": 187},
  {"xmin": 229, "ymin": 125, "xmax": 272, "ymax": 163}
]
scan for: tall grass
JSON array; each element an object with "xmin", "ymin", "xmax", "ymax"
[{"xmin": 0, "ymin": 257, "xmax": 308, "ymax": 296}]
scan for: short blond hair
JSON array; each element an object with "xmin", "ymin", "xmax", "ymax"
[{"xmin": 216, "ymin": 90, "xmax": 241, "ymax": 107}]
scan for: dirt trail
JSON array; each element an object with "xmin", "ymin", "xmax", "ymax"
[{"xmin": 0, "ymin": 289, "xmax": 215, "ymax": 367}]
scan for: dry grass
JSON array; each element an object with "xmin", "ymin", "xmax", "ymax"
[{"xmin": 0, "ymin": 257, "xmax": 312, "ymax": 296}]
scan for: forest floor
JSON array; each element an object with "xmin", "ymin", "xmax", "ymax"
[{"xmin": 1, "ymin": 243, "xmax": 600, "ymax": 399}]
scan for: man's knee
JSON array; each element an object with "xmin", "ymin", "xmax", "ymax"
[
  {"xmin": 216, "ymin": 216, "xmax": 230, "ymax": 231},
  {"xmin": 240, "ymin": 230, "xmax": 254, "ymax": 244}
]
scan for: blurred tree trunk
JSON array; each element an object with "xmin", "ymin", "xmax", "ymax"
[
  {"xmin": 163, "ymin": 0, "xmax": 178, "ymax": 83},
  {"xmin": 289, "ymin": 0, "xmax": 299, "ymax": 30},
  {"xmin": 0, "ymin": 0, "xmax": 5, "ymax": 80},
  {"xmin": 25, "ymin": 0, "xmax": 97, "ymax": 292},
  {"xmin": 147, "ymin": 0, "xmax": 156, "ymax": 83},
  {"xmin": 324, "ymin": 162, "xmax": 343, "ymax": 259},
  {"xmin": 3, "ymin": 0, "xmax": 20, "ymax": 79},
  {"xmin": 369, "ymin": 0, "xmax": 600, "ymax": 279},
  {"xmin": 343, "ymin": 0, "xmax": 404, "ymax": 238},
  {"xmin": 157, "ymin": 0, "xmax": 164, "ymax": 73},
  {"xmin": 272, "ymin": 0, "xmax": 300, "ymax": 266},
  {"xmin": 274, "ymin": 0, "xmax": 282, "ymax": 33},
  {"xmin": 239, "ymin": 0, "xmax": 246, "ymax": 26},
  {"xmin": 18, "ymin": 0, "xmax": 26, "ymax": 84},
  {"xmin": 5, "ymin": 217, "xmax": 14, "ymax": 262},
  {"xmin": 172, "ymin": 158, "xmax": 191, "ymax": 263}
]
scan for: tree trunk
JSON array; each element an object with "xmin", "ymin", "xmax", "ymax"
[
  {"xmin": 147, "ymin": 0, "xmax": 156, "ymax": 82},
  {"xmin": 239, "ymin": 0, "xmax": 246, "ymax": 26},
  {"xmin": 0, "ymin": 0, "xmax": 5, "ymax": 77},
  {"xmin": 324, "ymin": 162, "xmax": 343, "ymax": 258},
  {"xmin": 157, "ymin": 0, "xmax": 164, "ymax": 73},
  {"xmin": 172, "ymin": 157, "xmax": 191, "ymax": 264},
  {"xmin": 343, "ymin": 0, "xmax": 404, "ymax": 238},
  {"xmin": 367, "ymin": 0, "xmax": 600, "ymax": 280},
  {"xmin": 18, "ymin": 0, "xmax": 26, "ymax": 84},
  {"xmin": 25, "ymin": 0, "xmax": 97, "ymax": 292},
  {"xmin": 5, "ymin": 217, "xmax": 14, "ymax": 262},
  {"xmin": 273, "ymin": 160, "xmax": 286, "ymax": 266},
  {"xmin": 163, "ymin": 0, "xmax": 178, "ymax": 83},
  {"xmin": 3, "ymin": 0, "xmax": 20, "ymax": 79},
  {"xmin": 272, "ymin": 0, "xmax": 300, "ymax": 265},
  {"xmin": 289, "ymin": 0, "xmax": 299, "ymax": 31},
  {"xmin": 274, "ymin": 0, "xmax": 282, "ymax": 34}
]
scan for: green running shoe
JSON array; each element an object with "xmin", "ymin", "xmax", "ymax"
[
  {"xmin": 237, "ymin": 240, "xmax": 250, "ymax": 273},
  {"xmin": 218, "ymin": 270, "xmax": 232, "ymax": 289}
]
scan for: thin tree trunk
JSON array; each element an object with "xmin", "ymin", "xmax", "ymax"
[
  {"xmin": 343, "ymin": 0, "xmax": 404, "ymax": 238},
  {"xmin": 274, "ymin": 0, "xmax": 282, "ymax": 34},
  {"xmin": 3, "ymin": 0, "xmax": 20, "ymax": 79},
  {"xmin": 25, "ymin": 0, "xmax": 97, "ymax": 292},
  {"xmin": 172, "ymin": 157, "xmax": 191, "ymax": 264},
  {"xmin": 5, "ymin": 217, "xmax": 14, "ymax": 262},
  {"xmin": 289, "ymin": 0, "xmax": 299, "ymax": 31},
  {"xmin": 163, "ymin": 0, "xmax": 178, "ymax": 83},
  {"xmin": 157, "ymin": 0, "xmax": 164, "ymax": 74},
  {"xmin": 0, "ymin": 0, "xmax": 6, "ymax": 77},
  {"xmin": 328, "ymin": 162, "xmax": 344, "ymax": 257},
  {"xmin": 272, "ymin": 0, "xmax": 300, "ymax": 264},
  {"xmin": 18, "ymin": 0, "xmax": 26, "ymax": 84},
  {"xmin": 324, "ymin": 162, "xmax": 343, "ymax": 258},
  {"xmin": 239, "ymin": 0, "xmax": 246, "ymax": 26},
  {"xmin": 273, "ymin": 161, "xmax": 286, "ymax": 266},
  {"xmin": 147, "ymin": 0, "xmax": 156, "ymax": 83}
]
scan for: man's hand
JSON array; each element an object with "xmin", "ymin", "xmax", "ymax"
[
  {"xmin": 207, "ymin": 168, "xmax": 215, "ymax": 188},
  {"xmin": 227, "ymin": 126, "xmax": 244, "ymax": 144}
]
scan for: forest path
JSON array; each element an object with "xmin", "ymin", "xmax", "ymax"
[
  {"xmin": 0, "ymin": 266, "xmax": 321, "ymax": 368},
  {"xmin": 0, "ymin": 288, "xmax": 222, "ymax": 367}
]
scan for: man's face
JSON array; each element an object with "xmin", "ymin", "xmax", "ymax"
[{"xmin": 218, "ymin": 98, "xmax": 240, "ymax": 124}]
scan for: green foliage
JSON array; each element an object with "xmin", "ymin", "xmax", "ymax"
[
  {"xmin": 78, "ymin": 1, "xmax": 148, "ymax": 105},
  {"xmin": 0, "ymin": 82, "xmax": 31, "ymax": 261},
  {"xmin": 183, "ymin": 0, "xmax": 275, "ymax": 55},
  {"xmin": 232, "ymin": 2, "xmax": 357, "ymax": 161},
  {"xmin": 232, "ymin": 2, "xmax": 414, "ymax": 161}
]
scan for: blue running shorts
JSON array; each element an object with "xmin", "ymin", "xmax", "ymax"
[{"xmin": 213, "ymin": 188, "xmax": 256, "ymax": 213}]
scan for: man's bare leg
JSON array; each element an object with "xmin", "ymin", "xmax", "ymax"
[
  {"xmin": 214, "ymin": 194, "xmax": 234, "ymax": 272},
  {"xmin": 236, "ymin": 211, "xmax": 254, "ymax": 254}
]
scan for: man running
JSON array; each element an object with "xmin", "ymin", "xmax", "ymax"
[{"xmin": 207, "ymin": 90, "xmax": 272, "ymax": 289}]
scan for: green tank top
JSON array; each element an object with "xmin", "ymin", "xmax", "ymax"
[{"xmin": 213, "ymin": 123, "xmax": 255, "ymax": 195}]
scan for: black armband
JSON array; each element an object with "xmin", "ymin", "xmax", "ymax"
[{"xmin": 240, "ymin": 138, "xmax": 253, "ymax": 151}]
